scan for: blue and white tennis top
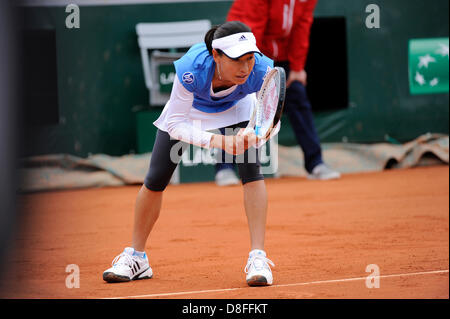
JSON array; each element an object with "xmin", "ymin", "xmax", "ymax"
[
  {"xmin": 153, "ymin": 42, "xmax": 274, "ymax": 148},
  {"xmin": 174, "ymin": 43, "xmax": 273, "ymax": 113}
]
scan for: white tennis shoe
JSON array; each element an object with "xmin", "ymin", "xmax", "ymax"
[
  {"xmin": 307, "ymin": 163, "xmax": 341, "ymax": 180},
  {"xmin": 244, "ymin": 249, "xmax": 275, "ymax": 286},
  {"xmin": 215, "ymin": 168, "xmax": 240, "ymax": 186},
  {"xmin": 103, "ymin": 247, "xmax": 153, "ymax": 283}
]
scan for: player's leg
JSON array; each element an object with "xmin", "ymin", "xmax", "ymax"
[
  {"xmin": 103, "ymin": 129, "xmax": 187, "ymax": 283},
  {"xmin": 131, "ymin": 185, "xmax": 163, "ymax": 252},
  {"xmin": 239, "ymin": 160, "xmax": 275, "ymax": 286},
  {"xmin": 132, "ymin": 130, "xmax": 187, "ymax": 251},
  {"xmin": 243, "ymin": 179, "xmax": 267, "ymax": 250},
  {"xmin": 234, "ymin": 121, "xmax": 275, "ymax": 286}
]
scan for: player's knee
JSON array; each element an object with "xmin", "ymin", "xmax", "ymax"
[
  {"xmin": 237, "ymin": 161, "xmax": 264, "ymax": 185},
  {"xmin": 144, "ymin": 169, "xmax": 171, "ymax": 192}
]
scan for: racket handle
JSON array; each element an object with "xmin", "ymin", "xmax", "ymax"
[{"xmin": 254, "ymin": 126, "xmax": 261, "ymax": 137}]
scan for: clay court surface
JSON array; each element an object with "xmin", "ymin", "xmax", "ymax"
[{"xmin": 1, "ymin": 165, "xmax": 448, "ymax": 299}]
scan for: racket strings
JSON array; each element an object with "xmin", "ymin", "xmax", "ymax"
[
  {"xmin": 250, "ymin": 67, "xmax": 285, "ymax": 139},
  {"xmin": 257, "ymin": 73, "xmax": 280, "ymax": 135}
]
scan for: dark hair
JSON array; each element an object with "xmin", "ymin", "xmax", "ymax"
[{"xmin": 204, "ymin": 21, "xmax": 252, "ymax": 55}]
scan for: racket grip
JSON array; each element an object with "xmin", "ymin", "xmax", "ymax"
[{"xmin": 254, "ymin": 126, "xmax": 261, "ymax": 137}]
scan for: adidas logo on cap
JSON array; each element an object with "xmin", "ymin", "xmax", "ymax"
[{"xmin": 239, "ymin": 35, "xmax": 247, "ymax": 41}]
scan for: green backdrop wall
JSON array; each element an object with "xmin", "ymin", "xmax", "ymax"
[{"xmin": 20, "ymin": 0, "xmax": 449, "ymax": 157}]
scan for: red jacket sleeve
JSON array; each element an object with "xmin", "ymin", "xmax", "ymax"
[
  {"xmin": 226, "ymin": 0, "xmax": 269, "ymax": 49},
  {"xmin": 288, "ymin": 0, "xmax": 317, "ymax": 71}
]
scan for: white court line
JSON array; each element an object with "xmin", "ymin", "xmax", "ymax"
[{"xmin": 104, "ymin": 269, "xmax": 449, "ymax": 299}]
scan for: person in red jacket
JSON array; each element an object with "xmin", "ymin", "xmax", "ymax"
[{"xmin": 215, "ymin": 0, "xmax": 341, "ymax": 186}]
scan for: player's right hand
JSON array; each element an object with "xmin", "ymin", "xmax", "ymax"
[{"xmin": 224, "ymin": 132, "xmax": 258, "ymax": 155}]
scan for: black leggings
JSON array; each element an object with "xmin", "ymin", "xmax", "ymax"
[{"xmin": 144, "ymin": 121, "xmax": 263, "ymax": 191}]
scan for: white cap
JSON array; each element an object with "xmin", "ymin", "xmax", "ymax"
[{"xmin": 211, "ymin": 32, "xmax": 261, "ymax": 59}]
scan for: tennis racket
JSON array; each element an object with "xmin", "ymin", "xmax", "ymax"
[{"xmin": 244, "ymin": 66, "xmax": 286, "ymax": 141}]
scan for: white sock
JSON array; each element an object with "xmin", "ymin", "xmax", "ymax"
[
  {"xmin": 249, "ymin": 249, "xmax": 266, "ymax": 257},
  {"xmin": 133, "ymin": 250, "xmax": 146, "ymax": 259}
]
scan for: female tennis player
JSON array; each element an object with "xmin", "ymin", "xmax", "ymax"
[{"xmin": 103, "ymin": 21, "xmax": 276, "ymax": 286}]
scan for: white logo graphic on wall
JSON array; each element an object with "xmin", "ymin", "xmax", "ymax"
[
  {"xmin": 182, "ymin": 72, "xmax": 195, "ymax": 84},
  {"xmin": 65, "ymin": 4, "xmax": 80, "ymax": 29},
  {"xmin": 365, "ymin": 4, "xmax": 380, "ymax": 29}
]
